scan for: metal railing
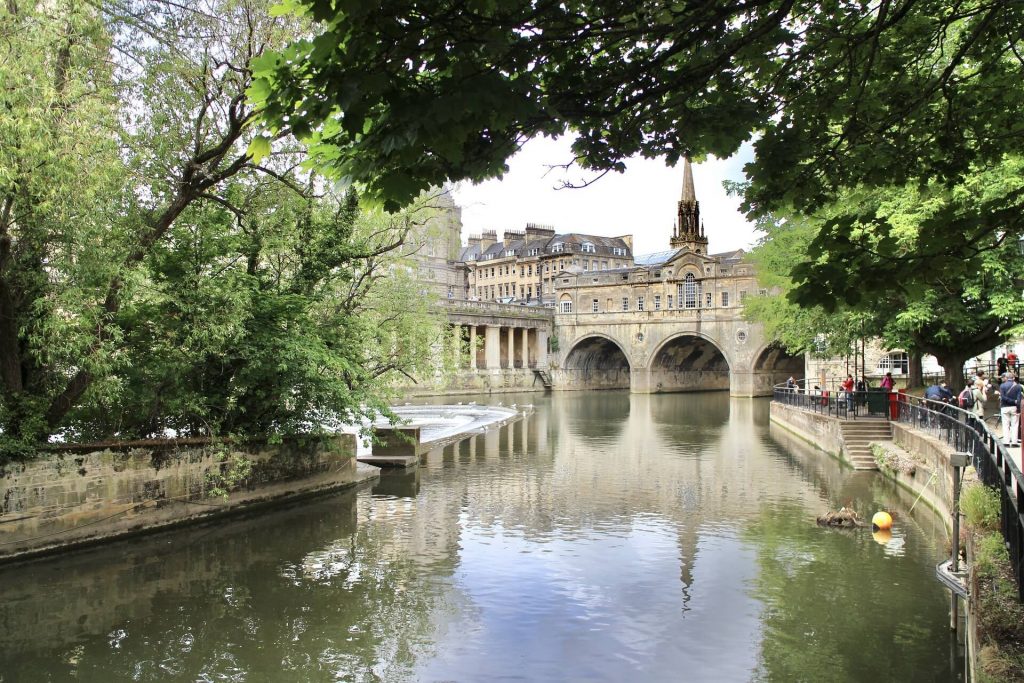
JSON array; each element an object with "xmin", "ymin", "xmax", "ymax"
[
  {"xmin": 773, "ymin": 381, "xmax": 892, "ymax": 419},
  {"xmin": 774, "ymin": 382, "xmax": 1024, "ymax": 601}
]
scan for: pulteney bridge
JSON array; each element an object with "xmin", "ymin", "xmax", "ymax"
[
  {"xmin": 440, "ymin": 300, "xmax": 802, "ymax": 397},
  {"xmin": 548, "ymin": 306, "xmax": 802, "ymax": 397}
]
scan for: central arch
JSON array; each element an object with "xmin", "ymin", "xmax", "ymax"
[
  {"xmin": 560, "ymin": 334, "xmax": 631, "ymax": 390},
  {"xmin": 649, "ymin": 333, "xmax": 730, "ymax": 393}
]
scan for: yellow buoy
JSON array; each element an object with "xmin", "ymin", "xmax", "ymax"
[
  {"xmin": 872, "ymin": 511, "xmax": 893, "ymax": 530},
  {"xmin": 872, "ymin": 529, "xmax": 893, "ymax": 545}
]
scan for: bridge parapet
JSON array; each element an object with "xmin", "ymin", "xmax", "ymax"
[{"xmin": 440, "ymin": 298, "xmax": 554, "ymax": 328}]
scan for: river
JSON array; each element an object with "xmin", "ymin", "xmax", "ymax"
[{"xmin": 0, "ymin": 392, "xmax": 963, "ymax": 682}]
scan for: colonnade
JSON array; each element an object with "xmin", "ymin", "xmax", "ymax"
[{"xmin": 451, "ymin": 324, "xmax": 549, "ymax": 370}]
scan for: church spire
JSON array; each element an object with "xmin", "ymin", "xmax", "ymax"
[
  {"xmin": 670, "ymin": 155, "xmax": 709, "ymax": 254},
  {"xmin": 681, "ymin": 154, "xmax": 696, "ymax": 204}
]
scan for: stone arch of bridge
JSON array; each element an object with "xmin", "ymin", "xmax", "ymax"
[
  {"xmin": 646, "ymin": 331, "xmax": 732, "ymax": 393},
  {"xmin": 751, "ymin": 343, "xmax": 806, "ymax": 393},
  {"xmin": 559, "ymin": 332, "xmax": 632, "ymax": 391}
]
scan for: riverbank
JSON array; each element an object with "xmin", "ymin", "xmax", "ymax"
[{"xmin": 0, "ymin": 435, "xmax": 379, "ymax": 564}]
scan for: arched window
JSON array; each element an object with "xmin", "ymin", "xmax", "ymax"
[{"xmin": 683, "ymin": 273, "xmax": 699, "ymax": 308}]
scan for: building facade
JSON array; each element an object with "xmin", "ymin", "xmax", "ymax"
[{"xmin": 460, "ymin": 225, "xmax": 634, "ymax": 305}]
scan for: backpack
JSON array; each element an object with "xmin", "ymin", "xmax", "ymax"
[{"xmin": 959, "ymin": 388, "xmax": 974, "ymax": 409}]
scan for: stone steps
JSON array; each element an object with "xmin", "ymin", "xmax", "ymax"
[{"xmin": 839, "ymin": 420, "xmax": 893, "ymax": 470}]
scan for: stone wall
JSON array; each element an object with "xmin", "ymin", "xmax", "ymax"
[
  {"xmin": 768, "ymin": 402, "xmax": 845, "ymax": 461},
  {"xmin": 402, "ymin": 368, "xmax": 548, "ymax": 396},
  {"xmin": 0, "ymin": 435, "xmax": 374, "ymax": 563},
  {"xmin": 889, "ymin": 422, "xmax": 956, "ymax": 513}
]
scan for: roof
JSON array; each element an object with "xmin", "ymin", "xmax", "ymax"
[{"xmin": 633, "ymin": 249, "xmax": 680, "ymax": 266}]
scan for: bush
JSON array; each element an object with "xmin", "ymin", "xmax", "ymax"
[{"xmin": 962, "ymin": 483, "xmax": 1001, "ymax": 530}]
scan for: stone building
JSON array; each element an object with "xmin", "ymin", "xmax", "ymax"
[
  {"xmin": 460, "ymin": 224, "xmax": 634, "ymax": 305},
  {"xmin": 407, "ymin": 189, "xmax": 466, "ymax": 300},
  {"xmin": 552, "ymin": 157, "xmax": 761, "ymax": 323}
]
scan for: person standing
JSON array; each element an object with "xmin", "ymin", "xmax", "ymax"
[
  {"xmin": 880, "ymin": 372, "xmax": 894, "ymax": 392},
  {"xmin": 841, "ymin": 374, "xmax": 855, "ymax": 411},
  {"xmin": 999, "ymin": 373, "xmax": 1023, "ymax": 446},
  {"xmin": 998, "ymin": 354, "xmax": 1009, "ymax": 377},
  {"xmin": 1009, "ymin": 350, "xmax": 1019, "ymax": 376},
  {"xmin": 971, "ymin": 380, "xmax": 986, "ymax": 419}
]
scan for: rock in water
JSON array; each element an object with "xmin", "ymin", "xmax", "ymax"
[{"xmin": 816, "ymin": 507, "xmax": 864, "ymax": 528}]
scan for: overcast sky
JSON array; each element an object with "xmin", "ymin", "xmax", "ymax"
[{"xmin": 450, "ymin": 136, "xmax": 760, "ymax": 257}]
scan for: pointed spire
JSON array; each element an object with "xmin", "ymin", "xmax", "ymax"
[{"xmin": 681, "ymin": 154, "xmax": 696, "ymax": 204}]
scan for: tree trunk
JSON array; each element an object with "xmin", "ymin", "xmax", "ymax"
[
  {"xmin": 936, "ymin": 350, "xmax": 971, "ymax": 393},
  {"xmin": 908, "ymin": 351, "xmax": 924, "ymax": 389}
]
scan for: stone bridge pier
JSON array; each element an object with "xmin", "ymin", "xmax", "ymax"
[{"xmin": 549, "ymin": 312, "xmax": 803, "ymax": 397}]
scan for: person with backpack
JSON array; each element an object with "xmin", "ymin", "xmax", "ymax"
[
  {"xmin": 959, "ymin": 382, "xmax": 984, "ymax": 418},
  {"xmin": 999, "ymin": 373, "xmax": 1023, "ymax": 446}
]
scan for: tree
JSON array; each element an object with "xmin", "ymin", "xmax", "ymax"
[
  {"xmin": 744, "ymin": 158, "xmax": 1024, "ymax": 389},
  {"xmin": 0, "ymin": 1, "xmax": 127, "ymax": 452},
  {"xmin": 252, "ymin": 0, "xmax": 1024, "ymax": 228},
  {"xmin": 0, "ymin": 1, "xmax": 449, "ymax": 457}
]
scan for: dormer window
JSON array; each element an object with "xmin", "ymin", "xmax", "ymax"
[
  {"xmin": 582, "ymin": 242, "xmax": 596, "ymax": 253},
  {"xmin": 551, "ymin": 243, "xmax": 564, "ymax": 253}
]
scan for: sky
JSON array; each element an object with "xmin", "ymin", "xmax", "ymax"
[{"xmin": 450, "ymin": 136, "xmax": 761, "ymax": 257}]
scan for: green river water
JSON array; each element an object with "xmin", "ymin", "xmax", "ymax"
[{"xmin": 0, "ymin": 393, "xmax": 963, "ymax": 682}]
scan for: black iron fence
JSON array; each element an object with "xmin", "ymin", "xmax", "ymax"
[
  {"xmin": 773, "ymin": 384, "xmax": 1024, "ymax": 601},
  {"xmin": 773, "ymin": 383, "xmax": 893, "ymax": 419}
]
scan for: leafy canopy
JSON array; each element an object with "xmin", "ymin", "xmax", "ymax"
[
  {"xmin": 744, "ymin": 157, "xmax": 1024, "ymax": 386},
  {"xmin": 252, "ymin": 0, "xmax": 1024, "ymax": 219}
]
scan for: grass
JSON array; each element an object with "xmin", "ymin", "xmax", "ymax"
[{"xmin": 963, "ymin": 483, "xmax": 1024, "ymax": 681}]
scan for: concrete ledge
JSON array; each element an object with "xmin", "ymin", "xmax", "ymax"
[{"xmin": 0, "ymin": 435, "xmax": 377, "ymax": 563}]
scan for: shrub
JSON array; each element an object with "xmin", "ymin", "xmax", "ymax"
[{"xmin": 962, "ymin": 483, "xmax": 1001, "ymax": 531}]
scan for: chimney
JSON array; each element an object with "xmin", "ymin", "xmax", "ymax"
[
  {"xmin": 525, "ymin": 222, "xmax": 556, "ymax": 240},
  {"xmin": 467, "ymin": 233, "xmax": 481, "ymax": 248},
  {"xmin": 481, "ymin": 229, "xmax": 497, "ymax": 249},
  {"xmin": 503, "ymin": 228, "xmax": 525, "ymax": 248}
]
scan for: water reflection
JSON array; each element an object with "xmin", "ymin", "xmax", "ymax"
[{"xmin": 0, "ymin": 393, "xmax": 961, "ymax": 682}]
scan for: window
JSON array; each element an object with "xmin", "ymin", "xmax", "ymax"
[
  {"xmin": 612, "ymin": 247, "xmax": 626, "ymax": 256},
  {"xmin": 528, "ymin": 265, "xmax": 533, "ymax": 276},
  {"xmin": 683, "ymin": 273, "xmax": 698, "ymax": 308},
  {"xmin": 545, "ymin": 265, "xmax": 550, "ymax": 273},
  {"xmin": 592, "ymin": 299, "xmax": 599, "ymax": 312},
  {"xmin": 637, "ymin": 296, "xmax": 645, "ymax": 311},
  {"xmin": 759, "ymin": 288, "xmax": 767, "ymax": 296},
  {"xmin": 520, "ymin": 286, "xmax": 525, "ymax": 299},
  {"xmin": 583, "ymin": 261, "xmax": 588, "ymax": 272},
  {"xmin": 706, "ymin": 292, "xmax": 712, "ymax": 307},
  {"xmin": 592, "ymin": 260, "xmax": 597, "ymax": 271},
  {"xmin": 520, "ymin": 267, "xmax": 524, "ymax": 277},
  {"xmin": 721, "ymin": 291, "xmax": 730, "ymax": 307},
  {"xmin": 602, "ymin": 260, "xmax": 608, "ymax": 270},
  {"xmin": 877, "ymin": 351, "xmax": 910, "ymax": 374},
  {"xmin": 527, "ymin": 286, "xmax": 533, "ymax": 299},
  {"xmin": 552, "ymin": 243, "xmax": 564, "ymax": 253},
  {"xmin": 560, "ymin": 300, "xmax": 573, "ymax": 313},
  {"xmin": 654, "ymin": 295, "xmax": 661, "ymax": 311},
  {"xmin": 621, "ymin": 297, "xmax": 629, "ymax": 311},
  {"xmin": 582, "ymin": 242, "xmax": 596, "ymax": 253},
  {"xmin": 739, "ymin": 290, "xmax": 748, "ymax": 303},
  {"xmin": 667, "ymin": 295, "xmax": 674, "ymax": 309},
  {"xmin": 490, "ymin": 268, "xmax": 494, "ymax": 277}
]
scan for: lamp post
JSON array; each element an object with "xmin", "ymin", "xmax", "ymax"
[{"xmin": 1018, "ymin": 234, "xmax": 1024, "ymax": 256}]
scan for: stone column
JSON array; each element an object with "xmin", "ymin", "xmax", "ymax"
[
  {"xmin": 485, "ymin": 325, "xmax": 501, "ymax": 369},
  {"xmin": 520, "ymin": 327, "xmax": 529, "ymax": 368},
  {"xmin": 507, "ymin": 326, "xmax": 516, "ymax": 369},
  {"xmin": 469, "ymin": 326, "xmax": 477, "ymax": 369},
  {"xmin": 537, "ymin": 329, "xmax": 549, "ymax": 368},
  {"xmin": 453, "ymin": 325, "xmax": 462, "ymax": 368}
]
